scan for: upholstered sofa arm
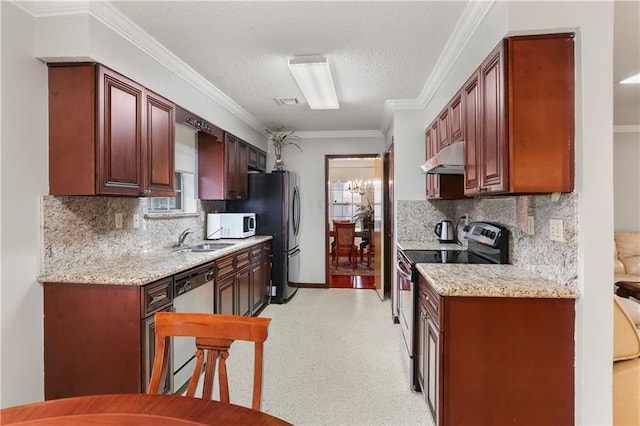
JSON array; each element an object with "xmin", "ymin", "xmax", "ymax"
[
  {"xmin": 615, "ymin": 232, "xmax": 640, "ymax": 275},
  {"xmin": 614, "ymin": 296, "xmax": 640, "ymax": 361}
]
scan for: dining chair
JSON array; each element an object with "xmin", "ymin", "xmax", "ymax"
[
  {"xmin": 333, "ymin": 221, "xmax": 358, "ymax": 269},
  {"xmin": 359, "ymin": 221, "xmax": 374, "ymax": 268},
  {"xmin": 148, "ymin": 312, "xmax": 271, "ymax": 411}
]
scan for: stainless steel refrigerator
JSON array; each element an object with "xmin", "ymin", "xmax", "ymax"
[{"xmin": 228, "ymin": 171, "xmax": 300, "ymax": 303}]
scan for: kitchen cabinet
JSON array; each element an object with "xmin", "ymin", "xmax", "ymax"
[
  {"xmin": 250, "ymin": 242, "xmax": 272, "ymax": 314},
  {"xmin": 215, "ymin": 242, "xmax": 271, "ymax": 316},
  {"xmin": 417, "ymin": 274, "xmax": 575, "ymax": 425},
  {"xmin": 248, "ymin": 145, "xmax": 268, "ymax": 172},
  {"xmin": 48, "ymin": 63, "xmax": 175, "ymax": 197},
  {"xmin": 198, "ymin": 132, "xmax": 249, "ymax": 200},
  {"xmin": 215, "ymin": 248, "xmax": 251, "ymax": 315},
  {"xmin": 43, "ymin": 276, "xmax": 174, "ymax": 400},
  {"xmin": 464, "ymin": 33, "xmax": 575, "ymax": 195},
  {"xmin": 425, "ymin": 120, "xmax": 464, "ymax": 200}
]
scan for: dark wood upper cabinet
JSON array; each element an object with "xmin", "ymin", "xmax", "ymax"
[
  {"xmin": 449, "ymin": 91, "xmax": 464, "ymax": 144},
  {"xmin": 198, "ymin": 131, "xmax": 249, "ymax": 200},
  {"xmin": 48, "ymin": 63, "xmax": 175, "ymax": 197},
  {"xmin": 426, "ymin": 117, "xmax": 464, "ymax": 200},
  {"xmin": 464, "ymin": 33, "xmax": 575, "ymax": 195}
]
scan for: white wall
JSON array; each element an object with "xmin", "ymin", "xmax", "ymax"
[
  {"xmin": 614, "ymin": 130, "xmax": 640, "ymax": 231},
  {"xmin": 275, "ymin": 135, "xmax": 384, "ymax": 284},
  {"xmin": 392, "ymin": 109, "xmax": 425, "ymax": 201},
  {"xmin": 1, "ymin": 2, "xmax": 49, "ymax": 407}
]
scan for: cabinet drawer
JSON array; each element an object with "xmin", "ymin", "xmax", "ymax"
[
  {"xmin": 419, "ymin": 279, "xmax": 440, "ymax": 327},
  {"xmin": 236, "ymin": 249, "xmax": 250, "ymax": 269},
  {"xmin": 250, "ymin": 244, "xmax": 263, "ymax": 259},
  {"xmin": 216, "ymin": 254, "xmax": 235, "ymax": 279},
  {"xmin": 142, "ymin": 277, "xmax": 173, "ymax": 318}
]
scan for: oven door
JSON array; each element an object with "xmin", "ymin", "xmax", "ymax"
[{"xmin": 397, "ymin": 251, "xmax": 414, "ymax": 357}]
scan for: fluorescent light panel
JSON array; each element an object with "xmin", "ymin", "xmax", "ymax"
[
  {"xmin": 619, "ymin": 73, "xmax": 640, "ymax": 84},
  {"xmin": 288, "ymin": 55, "xmax": 339, "ymax": 109}
]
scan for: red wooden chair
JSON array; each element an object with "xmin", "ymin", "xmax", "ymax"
[{"xmin": 333, "ymin": 221, "xmax": 358, "ymax": 269}]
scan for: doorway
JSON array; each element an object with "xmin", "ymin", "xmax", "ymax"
[{"xmin": 325, "ymin": 155, "xmax": 383, "ymax": 298}]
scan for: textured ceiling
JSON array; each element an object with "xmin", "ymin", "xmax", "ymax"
[{"xmin": 109, "ymin": 1, "xmax": 468, "ymax": 132}]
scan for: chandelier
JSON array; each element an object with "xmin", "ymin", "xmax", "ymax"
[{"xmin": 347, "ymin": 179, "xmax": 373, "ymax": 195}]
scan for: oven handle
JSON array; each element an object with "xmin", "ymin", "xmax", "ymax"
[{"xmin": 396, "ymin": 262, "xmax": 412, "ymax": 281}]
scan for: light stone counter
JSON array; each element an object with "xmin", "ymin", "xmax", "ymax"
[
  {"xmin": 415, "ymin": 263, "xmax": 578, "ymax": 299},
  {"xmin": 39, "ymin": 236, "xmax": 273, "ymax": 286},
  {"xmin": 397, "ymin": 240, "xmax": 465, "ymax": 251}
]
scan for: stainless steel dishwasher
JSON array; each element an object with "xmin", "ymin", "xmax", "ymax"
[{"xmin": 172, "ymin": 263, "xmax": 215, "ymax": 393}]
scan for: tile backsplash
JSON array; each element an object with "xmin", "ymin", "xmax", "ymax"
[
  {"xmin": 397, "ymin": 192, "xmax": 577, "ymax": 286},
  {"xmin": 41, "ymin": 195, "xmax": 225, "ymax": 273}
]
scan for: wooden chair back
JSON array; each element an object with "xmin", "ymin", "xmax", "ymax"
[
  {"xmin": 148, "ymin": 312, "xmax": 271, "ymax": 411},
  {"xmin": 333, "ymin": 221, "xmax": 357, "ymax": 269}
]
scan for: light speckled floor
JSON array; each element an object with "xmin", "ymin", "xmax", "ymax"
[{"xmin": 216, "ymin": 288, "xmax": 434, "ymax": 425}]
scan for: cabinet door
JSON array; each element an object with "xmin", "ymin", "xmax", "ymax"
[
  {"xmin": 463, "ymin": 70, "xmax": 481, "ymax": 196},
  {"xmin": 479, "ymin": 42, "xmax": 507, "ymax": 193},
  {"xmin": 197, "ymin": 132, "xmax": 225, "ymax": 200},
  {"xmin": 142, "ymin": 306, "xmax": 173, "ymax": 394},
  {"xmin": 225, "ymin": 134, "xmax": 238, "ymax": 200},
  {"xmin": 257, "ymin": 149, "xmax": 267, "ymax": 171},
  {"xmin": 145, "ymin": 91, "xmax": 175, "ymax": 197},
  {"xmin": 417, "ymin": 300, "xmax": 427, "ymax": 393},
  {"xmin": 430, "ymin": 121, "xmax": 441, "ymax": 197},
  {"xmin": 449, "ymin": 90, "xmax": 464, "ymax": 143},
  {"xmin": 425, "ymin": 128, "xmax": 434, "ymax": 199},
  {"xmin": 237, "ymin": 266, "xmax": 251, "ymax": 316},
  {"xmin": 438, "ymin": 109, "xmax": 450, "ymax": 148},
  {"xmin": 236, "ymin": 139, "xmax": 249, "ymax": 200},
  {"xmin": 97, "ymin": 67, "xmax": 144, "ymax": 195},
  {"xmin": 216, "ymin": 274, "xmax": 235, "ymax": 315},
  {"xmin": 425, "ymin": 316, "xmax": 440, "ymax": 424}
]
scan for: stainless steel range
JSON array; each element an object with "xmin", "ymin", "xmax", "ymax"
[{"xmin": 396, "ymin": 221, "xmax": 510, "ymax": 391}]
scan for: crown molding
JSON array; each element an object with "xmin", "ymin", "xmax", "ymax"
[
  {"xmin": 15, "ymin": 0, "xmax": 266, "ymax": 134},
  {"xmin": 296, "ymin": 130, "xmax": 384, "ymax": 140},
  {"xmin": 614, "ymin": 125, "xmax": 640, "ymax": 133},
  {"xmin": 379, "ymin": 0, "xmax": 495, "ymax": 135}
]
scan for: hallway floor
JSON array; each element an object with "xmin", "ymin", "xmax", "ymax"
[{"xmin": 221, "ymin": 288, "xmax": 434, "ymax": 425}]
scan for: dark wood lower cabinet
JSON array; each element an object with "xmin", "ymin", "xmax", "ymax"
[
  {"xmin": 417, "ymin": 274, "xmax": 575, "ymax": 426},
  {"xmin": 43, "ymin": 241, "xmax": 271, "ymax": 400},
  {"xmin": 44, "ymin": 277, "xmax": 173, "ymax": 400}
]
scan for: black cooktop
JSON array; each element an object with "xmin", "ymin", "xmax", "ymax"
[{"xmin": 401, "ymin": 221, "xmax": 510, "ymax": 266}]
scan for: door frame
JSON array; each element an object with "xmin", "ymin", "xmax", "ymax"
[{"xmin": 324, "ymin": 154, "xmax": 381, "ymax": 286}]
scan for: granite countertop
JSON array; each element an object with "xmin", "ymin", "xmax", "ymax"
[
  {"xmin": 415, "ymin": 263, "xmax": 578, "ymax": 299},
  {"xmin": 397, "ymin": 240, "xmax": 466, "ymax": 251},
  {"xmin": 39, "ymin": 236, "xmax": 273, "ymax": 286}
]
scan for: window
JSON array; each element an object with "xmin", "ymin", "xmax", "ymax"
[{"xmin": 149, "ymin": 171, "xmax": 196, "ymax": 213}]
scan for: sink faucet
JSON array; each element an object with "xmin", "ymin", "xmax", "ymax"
[{"xmin": 176, "ymin": 228, "xmax": 192, "ymax": 247}]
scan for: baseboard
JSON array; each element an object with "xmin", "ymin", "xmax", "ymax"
[{"xmin": 290, "ymin": 282, "xmax": 328, "ymax": 288}]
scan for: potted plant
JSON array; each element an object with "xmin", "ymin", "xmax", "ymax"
[
  {"xmin": 265, "ymin": 126, "xmax": 302, "ymax": 171},
  {"xmin": 353, "ymin": 198, "xmax": 375, "ymax": 229}
]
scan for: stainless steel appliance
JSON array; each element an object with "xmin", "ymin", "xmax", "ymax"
[
  {"xmin": 434, "ymin": 220, "xmax": 455, "ymax": 243},
  {"xmin": 171, "ymin": 263, "xmax": 215, "ymax": 393},
  {"xmin": 397, "ymin": 221, "xmax": 509, "ymax": 391},
  {"xmin": 206, "ymin": 213, "xmax": 256, "ymax": 239},
  {"xmin": 228, "ymin": 171, "xmax": 300, "ymax": 304}
]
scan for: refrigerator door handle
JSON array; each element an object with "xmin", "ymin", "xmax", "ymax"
[
  {"xmin": 292, "ymin": 185, "xmax": 301, "ymax": 237},
  {"xmin": 288, "ymin": 248, "xmax": 301, "ymax": 258}
]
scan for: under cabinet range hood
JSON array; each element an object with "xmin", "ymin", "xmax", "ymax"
[{"xmin": 420, "ymin": 141, "xmax": 465, "ymax": 175}]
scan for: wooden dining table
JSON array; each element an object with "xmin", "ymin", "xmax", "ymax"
[{"xmin": 0, "ymin": 394, "xmax": 292, "ymax": 425}]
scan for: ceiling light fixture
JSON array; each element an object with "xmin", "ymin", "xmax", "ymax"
[
  {"xmin": 619, "ymin": 73, "xmax": 640, "ymax": 84},
  {"xmin": 288, "ymin": 55, "xmax": 339, "ymax": 110}
]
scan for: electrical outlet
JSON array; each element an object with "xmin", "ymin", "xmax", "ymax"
[
  {"xmin": 132, "ymin": 213, "xmax": 140, "ymax": 229},
  {"xmin": 527, "ymin": 215, "xmax": 535, "ymax": 235},
  {"xmin": 114, "ymin": 213, "xmax": 123, "ymax": 229},
  {"xmin": 549, "ymin": 219, "xmax": 564, "ymax": 242},
  {"xmin": 270, "ymin": 286, "xmax": 277, "ymax": 297}
]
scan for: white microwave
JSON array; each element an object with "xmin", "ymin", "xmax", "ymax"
[{"xmin": 206, "ymin": 213, "xmax": 256, "ymax": 239}]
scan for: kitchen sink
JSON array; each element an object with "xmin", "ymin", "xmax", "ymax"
[{"xmin": 188, "ymin": 243, "xmax": 234, "ymax": 252}]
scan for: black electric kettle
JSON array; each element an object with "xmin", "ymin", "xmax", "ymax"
[{"xmin": 434, "ymin": 220, "xmax": 455, "ymax": 243}]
